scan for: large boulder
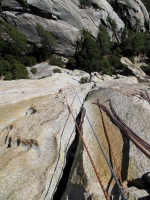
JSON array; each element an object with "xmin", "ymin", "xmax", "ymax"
[
  {"xmin": 0, "ymin": 73, "xmax": 94, "ymax": 200},
  {"xmin": 62, "ymin": 82, "xmax": 150, "ymax": 199}
]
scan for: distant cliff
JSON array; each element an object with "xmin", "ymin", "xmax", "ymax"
[{"xmin": 0, "ymin": 0, "xmax": 149, "ymax": 55}]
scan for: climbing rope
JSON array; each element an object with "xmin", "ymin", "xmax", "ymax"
[
  {"xmin": 139, "ymin": 91, "xmax": 150, "ymax": 104},
  {"xmin": 72, "ymin": 89, "xmax": 127, "ymax": 200},
  {"xmin": 98, "ymin": 104, "xmax": 127, "ymax": 198},
  {"xmin": 94, "ymin": 100, "xmax": 150, "ymax": 159},
  {"xmin": 108, "ymin": 99, "xmax": 150, "ymax": 152},
  {"xmin": 64, "ymin": 96, "xmax": 110, "ymax": 200}
]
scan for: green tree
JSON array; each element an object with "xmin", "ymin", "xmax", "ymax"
[
  {"xmin": 120, "ymin": 28, "xmax": 147, "ymax": 56},
  {"xmin": 97, "ymin": 24, "xmax": 112, "ymax": 55},
  {"xmin": 36, "ymin": 23, "xmax": 57, "ymax": 59},
  {"xmin": 0, "ymin": 57, "xmax": 28, "ymax": 80},
  {"xmin": 0, "ymin": 20, "xmax": 28, "ymax": 56},
  {"xmin": 74, "ymin": 29, "xmax": 102, "ymax": 73},
  {"xmin": 13, "ymin": 63, "xmax": 28, "ymax": 79}
]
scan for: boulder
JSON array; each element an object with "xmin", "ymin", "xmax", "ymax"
[
  {"xmin": 121, "ymin": 57, "xmax": 147, "ymax": 78},
  {"xmin": 63, "ymin": 84, "xmax": 150, "ymax": 199},
  {"xmin": 0, "ymin": 73, "xmax": 94, "ymax": 200}
]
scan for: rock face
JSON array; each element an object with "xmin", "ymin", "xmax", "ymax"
[
  {"xmin": 0, "ymin": 0, "xmax": 149, "ymax": 55},
  {"xmin": 0, "ymin": 71, "xmax": 150, "ymax": 199},
  {"xmin": 0, "ymin": 73, "xmax": 94, "ymax": 200},
  {"xmin": 121, "ymin": 57, "xmax": 147, "ymax": 79}
]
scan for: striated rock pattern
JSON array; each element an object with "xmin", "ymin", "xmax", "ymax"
[{"xmin": 0, "ymin": 0, "xmax": 149, "ymax": 55}]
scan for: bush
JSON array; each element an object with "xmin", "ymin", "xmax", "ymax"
[
  {"xmin": 17, "ymin": 0, "xmax": 28, "ymax": 8},
  {"xmin": 66, "ymin": 57, "xmax": 77, "ymax": 70},
  {"xmin": 36, "ymin": 23, "xmax": 57, "ymax": 59},
  {"xmin": 0, "ymin": 58, "xmax": 28, "ymax": 80},
  {"xmin": 100, "ymin": 57, "xmax": 114, "ymax": 75},
  {"xmin": 19, "ymin": 56, "xmax": 37, "ymax": 67},
  {"xmin": 0, "ymin": 20, "xmax": 28, "ymax": 56},
  {"xmin": 12, "ymin": 63, "xmax": 28, "ymax": 79},
  {"xmin": 53, "ymin": 68, "xmax": 62, "ymax": 73},
  {"xmin": 49, "ymin": 55, "xmax": 63, "ymax": 67},
  {"xmin": 30, "ymin": 67, "xmax": 37, "ymax": 74},
  {"xmin": 73, "ymin": 28, "xmax": 102, "ymax": 73},
  {"xmin": 79, "ymin": 77, "xmax": 88, "ymax": 84},
  {"xmin": 141, "ymin": 65, "xmax": 150, "ymax": 76}
]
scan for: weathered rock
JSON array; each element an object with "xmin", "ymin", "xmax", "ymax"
[
  {"xmin": 0, "ymin": 73, "xmax": 150, "ymax": 199},
  {"xmin": 1, "ymin": 0, "xmax": 149, "ymax": 55},
  {"xmin": 117, "ymin": 0, "xmax": 149, "ymax": 30},
  {"xmin": 28, "ymin": 62, "xmax": 90, "ymax": 82},
  {"xmin": 0, "ymin": 74, "xmax": 94, "ymax": 200},
  {"xmin": 90, "ymin": 72, "xmax": 103, "ymax": 83},
  {"xmin": 121, "ymin": 57, "xmax": 147, "ymax": 78},
  {"xmin": 1, "ymin": 0, "xmax": 24, "ymax": 10},
  {"xmin": 63, "ymin": 83, "xmax": 150, "ymax": 199}
]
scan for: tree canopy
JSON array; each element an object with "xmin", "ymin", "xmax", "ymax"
[{"xmin": 36, "ymin": 23, "xmax": 57, "ymax": 59}]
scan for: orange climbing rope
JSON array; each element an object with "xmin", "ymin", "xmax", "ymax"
[
  {"xmin": 94, "ymin": 99, "xmax": 150, "ymax": 159},
  {"xmin": 97, "ymin": 101, "xmax": 127, "ymax": 198},
  {"xmin": 64, "ymin": 96, "xmax": 110, "ymax": 200}
]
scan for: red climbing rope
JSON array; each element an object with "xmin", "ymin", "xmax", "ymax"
[
  {"xmin": 98, "ymin": 103, "xmax": 127, "ymax": 198},
  {"xmin": 94, "ymin": 100, "xmax": 150, "ymax": 159},
  {"xmin": 64, "ymin": 96, "xmax": 110, "ymax": 200},
  {"xmin": 139, "ymin": 91, "xmax": 150, "ymax": 104}
]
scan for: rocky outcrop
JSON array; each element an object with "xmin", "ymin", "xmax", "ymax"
[
  {"xmin": 111, "ymin": 0, "xmax": 149, "ymax": 30},
  {"xmin": 63, "ymin": 82, "xmax": 150, "ymax": 199},
  {"xmin": 0, "ymin": 0, "xmax": 149, "ymax": 55},
  {"xmin": 0, "ymin": 73, "xmax": 94, "ymax": 200},
  {"xmin": 0, "ymin": 71, "xmax": 150, "ymax": 199},
  {"xmin": 121, "ymin": 57, "xmax": 147, "ymax": 79}
]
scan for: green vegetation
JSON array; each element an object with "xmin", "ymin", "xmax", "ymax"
[
  {"xmin": 49, "ymin": 55, "xmax": 64, "ymax": 67},
  {"xmin": 0, "ymin": 20, "xmax": 59, "ymax": 80},
  {"xmin": 16, "ymin": 0, "xmax": 28, "ymax": 8},
  {"xmin": 67, "ymin": 28, "xmax": 125, "ymax": 75},
  {"xmin": 79, "ymin": 77, "xmax": 88, "ymax": 84},
  {"xmin": 141, "ymin": 65, "xmax": 150, "ymax": 76},
  {"xmin": 142, "ymin": 0, "xmax": 150, "ymax": 12},
  {"xmin": 53, "ymin": 68, "xmax": 62, "ymax": 73},
  {"xmin": 66, "ymin": 21, "xmax": 150, "ymax": 76},
  {"xmin": 0, "ymin": 58, "xmax": 28, "ymax": 80},
  {"xmin": 30, "ymin": 67, "xmax": 37, "ymax": 74},
  {"xmin": 0, "ymin": 20, "xmax": 38, "ymax": 80},
  {"xmin": 79, "ymin": 0, "xmax": 90, "ymax": 8},
  {"xmin": 19, "ymin": 56, "xmax": 37, "ymax": 67},
  {"xmin": 0, "ymin": 20, "xmax": 28, "ymax": 56},
  {"xmin": 36, "ymin": 23, "xmax": 57, "ymax": 60}
]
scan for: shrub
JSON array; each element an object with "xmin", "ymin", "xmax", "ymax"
[
  {"xmin": 141, "ymin": 65, "xmax": 150, "ymax": 76},
  {"xmin": 79, "ymin": 77, "xmax": 88, "ymax": 84},
  {"xmin": 12, "ymin": 63, "xmax": 28, "ymax": 79},
  {"xmin": 66, "ymin": 57, "xmax": 77, "ymax": 70},
  {"xmin": 100, "ymin": 57, "xmax": 114, "ymax": 75},
  {"xmin": 0, "ymin": 20, "xmax": 28, "ymax": 56},
  {"xmin": 20, "ymin": 56, "xmax": 37, "ymax": 67},
  {"xmin": 0, "ymin": 58, "xmax": 28, "ymax": 80},
  {"xmin": 17, "ymin": 0, "xmax": 28, "ymax": 8},
  {"xmin": 73, "ymin": 28, "xmax": 102, "ymax": 73},
  {"xmin": 36, "ymin": 23, "xmax": 57, "ymax": 59},
  {"xmin": 30, "ymin": 67, "xmax": 37, "ymax": 74},
  {"xmin": 53, "ymin": 68, "xmax": 62, "ymax": 73},
  {"xmin": 49, "ymin": 55, "xmax": 63, "ymax": 67}
]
